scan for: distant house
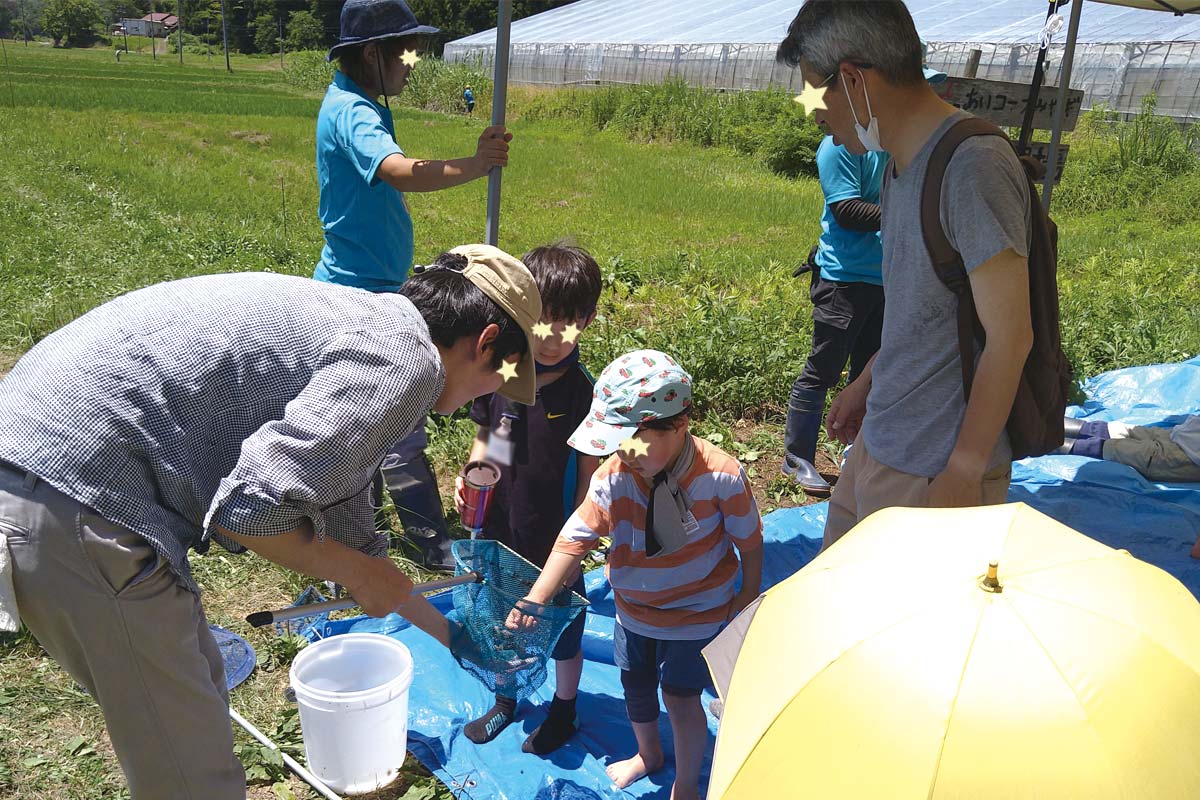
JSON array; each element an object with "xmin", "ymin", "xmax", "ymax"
[{"xmin": 120, "ymin": 13, "xmax": 178, "ymax": 38}]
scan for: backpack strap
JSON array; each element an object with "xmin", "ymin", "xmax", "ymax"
[{"xmin": 920, "ymin": 117, "xmax": 1008, "ymax": 401}]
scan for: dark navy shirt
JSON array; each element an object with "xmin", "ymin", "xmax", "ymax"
[{"xmin": 469, "ymin": 365, "xmax": 593, "ymax": 567}]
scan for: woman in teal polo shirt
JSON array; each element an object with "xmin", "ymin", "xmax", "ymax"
[{"xmin": 315, "ymin": 0, "xmax": 512, "ymax": 568}]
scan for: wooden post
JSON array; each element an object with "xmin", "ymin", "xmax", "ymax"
[{"xmin": 965, "ymin": 48, "xmax": 981, "ymax": 79}]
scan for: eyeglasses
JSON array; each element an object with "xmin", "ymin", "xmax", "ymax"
[{"xmin": 820, "ymin": 62, "xmax": 874, "ymax": 88}]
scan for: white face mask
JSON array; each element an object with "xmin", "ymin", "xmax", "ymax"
[{"xmin": 841, "ymin": 70, "xmax": 884, "ymax": 152}]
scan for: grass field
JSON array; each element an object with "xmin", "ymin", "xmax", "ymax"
[{"xmin": 0, "ymin": 42, "xmax": 1198, "ymax": 799}]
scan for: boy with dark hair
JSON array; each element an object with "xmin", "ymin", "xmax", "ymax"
[
  {"xmin": 0, "ymin": 244, "xmax": 541, "ymax": 799},
  {"xmin": 511, "ymin": 351, "xmax": 763, "ymax": 800},
  {"xmin": 314, "ymin": 0, "xmax": 513, "ymax": 569},
  {"xmin": 453, "ymin": 244, "xmax": 604, "ymax": 753}
]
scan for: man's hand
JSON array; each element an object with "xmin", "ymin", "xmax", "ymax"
[
  {"xmin": 342, "ymin": 556, "xmax": 414, "ymax": 618},
  {"xmin": 826, "ymin": 375, "xmax": 870, "ymax": 445},
  {"xmin": 473, "ymin": 125, "xmax": 512, "ymax": 174},
  {"xmin": 926, "ymin": 461, "xmax": 985, "ymax": 508}
]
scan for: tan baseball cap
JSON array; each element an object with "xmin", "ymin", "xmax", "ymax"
[{"xmin": 449, "ymin": 244, "xmax": 542, "ymax": 405}]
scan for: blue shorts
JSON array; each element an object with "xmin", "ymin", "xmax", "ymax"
[
  {"xmin": 549, "ymin": 575, "xmax": 587, "ymax": 661},
  {"xmin": 613, "ymin": 621, "xmax": 716, "ymax": 696}
]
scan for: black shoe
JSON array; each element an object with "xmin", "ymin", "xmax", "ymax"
[
  {"xmin": 521, "ymin": 696, "xmax": 579, "ymax": 755},
  {"xmin": 782, "ymin": 454, "xmax": 832, "ymax": 497}
]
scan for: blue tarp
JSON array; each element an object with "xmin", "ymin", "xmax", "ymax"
[{"xmin": 309, "ymin": 357, "xmax": 1200, "ymax": 799}]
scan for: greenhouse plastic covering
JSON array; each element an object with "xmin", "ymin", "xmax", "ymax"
[
  {"xmin": 446, "ymin": 0, "xmax": 1200, "ymax": 118},
  {"xmin": 297, "ymin": 358, "xmax": 1200, "ymax": 798}
]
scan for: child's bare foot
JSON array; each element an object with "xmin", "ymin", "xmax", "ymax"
[{"xmin": 606, "ymin": 752, "xmax": 664, "ymax": 789}]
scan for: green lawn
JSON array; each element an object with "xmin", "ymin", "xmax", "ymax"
[{"xmin": 0, "ymin": 42, "xmax": 1197, "ymax": 800}]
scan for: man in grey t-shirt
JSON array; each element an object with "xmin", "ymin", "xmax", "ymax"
[{"xmin": 777, "ymin": 1, "xmax": 1034, "ymax": 547}]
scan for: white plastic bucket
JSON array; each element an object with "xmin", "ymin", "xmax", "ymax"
[{"xmin": 289, "ymin": 633, "xmax": 413, "ymax": 795}]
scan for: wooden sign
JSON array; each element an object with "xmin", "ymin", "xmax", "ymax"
[
  {"xmin": 1027, "ymin": 141, "xmax": 1071, "ymax": 185},
  {"xmin": 934, "ymin": 78, "xmax": 1084, "ymax": 132}
]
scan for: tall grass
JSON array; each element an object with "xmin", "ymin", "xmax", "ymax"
[
  {"xmin": 521, "ymin": 78, "xmax": 826, "ymax": 178},
  {"xmin": 1054, "ymin": 95, "xmax": 1200, "ymax": 215},
  {"xmin": 284, "ymin": 49, "xmax": 494, "ymax": 117}
]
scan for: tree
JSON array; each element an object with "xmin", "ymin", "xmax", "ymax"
[
  {"xmin": 285, "ymin": 7, "xmax": 319, "ymax": 50},
  {"xmin": 97, "ymin": 0, "xmax": 148, "ymax": 26},
  {"xmin": 42, "ymin": 0, "xmax": 102, "ymax": 46},
  {"xmin": 251, "ymin": 10, "xmax": 275, "ymax": 53},
  {"xmin": 0, "ymin": 1, "xmax": 13, "ymax": 36},
  {"xmin": 12, "ymin": 0, "xmax": 44, "ymax": 40}
]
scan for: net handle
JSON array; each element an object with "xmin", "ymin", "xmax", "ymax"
[{"xmin": 246, "ymin": 571, "xmax": 482, "ymax": 628}]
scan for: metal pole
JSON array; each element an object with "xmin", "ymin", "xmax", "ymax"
[
  {"xmin": 123, "ymin": 25, "xmax": 129, "ymax": 53},
  {"xmin": 229, "ymin": 708, "xmax": 343, "ymax": 800},
  {"xmin": 1017, "ymin": 0, "xmax": 1065, "ymax": 154},
  {"xmin": 177, "ymin": 0, "xmax": 183, "ymax": 64},
  {"xmin": 1042, "ymin": 0, "xmax": 1083, "ymax": 211},
  {"xmin": 484, "ymin": 0, "xmax": 512, "ymax": 247},
  {"xmin": 219, "ymin": 0, "xmax": 231, "ymax": 73},
  {"xmin": 246, "ymin": 571, "xmax": 482, "ymax": 628},
  {"xmin": 278, "ymin": 14, "xmax": 283, "ymax": 70}
]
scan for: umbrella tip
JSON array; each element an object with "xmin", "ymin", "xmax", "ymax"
[{"xmin": 980, "ymin": 561, "xmax": 1003, "ymax": 594}]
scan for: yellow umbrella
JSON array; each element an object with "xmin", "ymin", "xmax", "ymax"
[{"xmin": 705, "ymin": 503, "xmax": 1200, "ymax": 799}]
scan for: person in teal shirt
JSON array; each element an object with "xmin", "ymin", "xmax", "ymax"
[
  {"xmin": 783, "ymin": 138, "xmax": 888, "ymax": 496},
  {"xmin": 315, "ymin": 0, "xmax": 512, "ymax": 567}
]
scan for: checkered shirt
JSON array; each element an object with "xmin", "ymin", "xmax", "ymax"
[{"xmin": 0, "ymin": 273, "xmax": 445, "ymax": 594}]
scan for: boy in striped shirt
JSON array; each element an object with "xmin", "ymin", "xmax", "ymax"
[{"xmin": 509, "ymin": 350, "xmax": 763, "ymax": 800}]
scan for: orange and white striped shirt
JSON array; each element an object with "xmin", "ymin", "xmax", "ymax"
[{"xmin": 553, "ymin": 436, "xmax": 763, "ymax": 640}]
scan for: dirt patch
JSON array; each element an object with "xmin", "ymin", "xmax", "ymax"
[
  {"xmin": 728, "ymin": 418, "xmax": 840, "ymax": 512},
  {"xmin": 230, "ymin": 130, "xmax": 272, "ymax": 146}
]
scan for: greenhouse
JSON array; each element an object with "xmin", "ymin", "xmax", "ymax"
[{"xmin": 445, "ymin": 0, "xmax": 1200, "ymax": 120}]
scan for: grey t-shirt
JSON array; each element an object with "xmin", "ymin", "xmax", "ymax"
[{"xmin": 862, "ymin": 111, "xmax": 1031, "ymax": 478}]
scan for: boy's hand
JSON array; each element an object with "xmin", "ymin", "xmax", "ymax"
[
  {"xmin": 449, "ymin": 621, "xmax": 536, "ymax": 675},
  {"xmin": 728, "ymin": 587, "xmax": 758, "ymax": 621},
  {"xmin": 453, "ymin": 476, "xmax": 468, "ymax": 517},
  {"xmin": 504, "ymin": 597, "xmax": 542, "ymax": 632},
  {"xmin": 826, "ymin": 375, "xmax": 870, "ymax": 445},
  {"xmin": 473, "ymin": 125, "xmax": 512, "ymax": 174}
]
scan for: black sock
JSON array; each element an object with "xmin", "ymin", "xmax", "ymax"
[
  {"xmin": 521, "ymin": 694, "xmax": 579, "ymax": 755},
  {"xmin": 464, "ymin": 695, "xmax": 517, "ymax": 745}
]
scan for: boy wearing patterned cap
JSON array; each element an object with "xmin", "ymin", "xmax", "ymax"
[{"xmin": 509, "ymin": 350, "xmax": 763, "ymax": 800}]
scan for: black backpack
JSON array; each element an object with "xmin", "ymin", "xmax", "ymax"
[{"xmin": 919, "ymin": 117, "xmax": 1073, "ymax": 459}]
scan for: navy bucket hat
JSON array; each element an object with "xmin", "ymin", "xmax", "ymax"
[{"xmin": 327, "ymin": 0, "xmax": 440, "ymax": 61}]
